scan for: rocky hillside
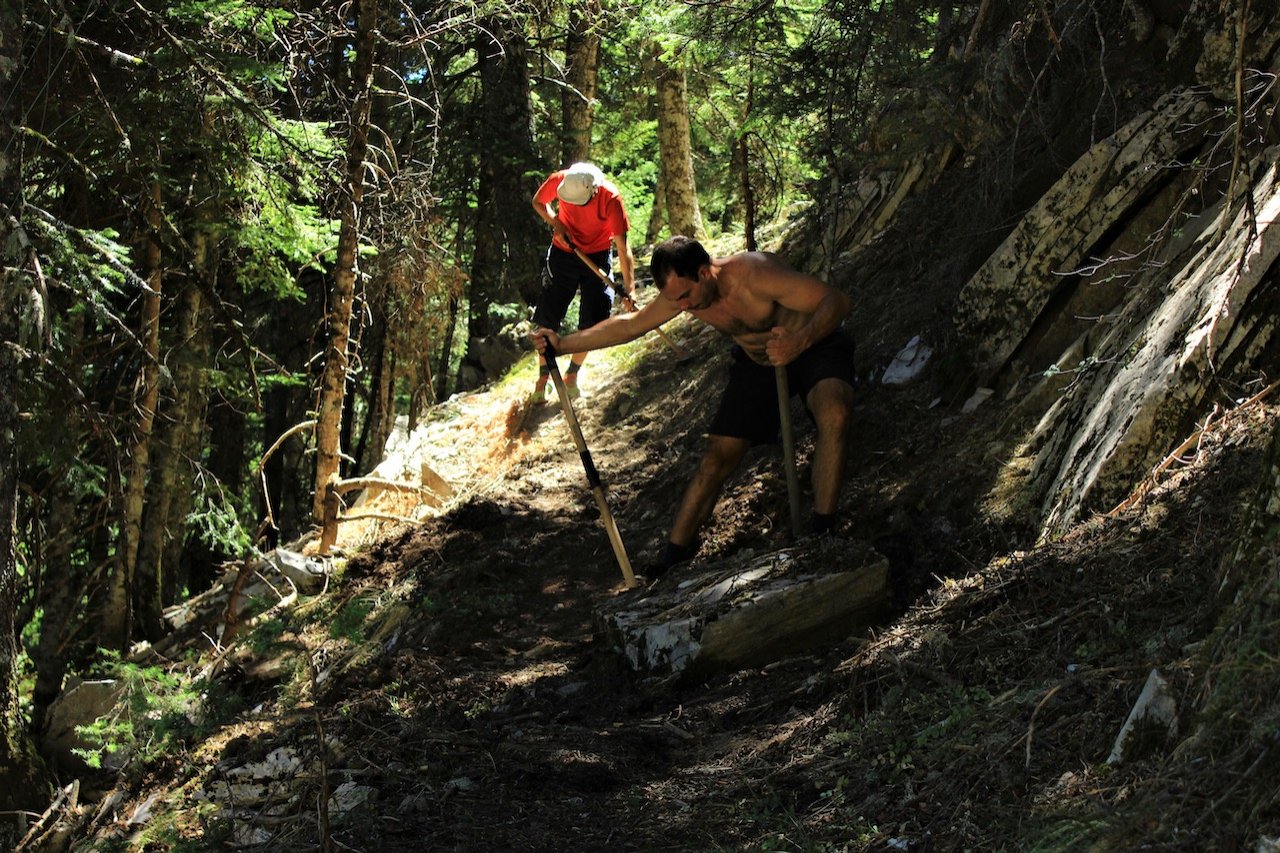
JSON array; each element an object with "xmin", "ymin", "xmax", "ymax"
[{"xmin": 20, "ymin": 3, "xmax": 1280, "ymax": 851}]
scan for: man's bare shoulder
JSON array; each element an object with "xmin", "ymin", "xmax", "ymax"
[
  {"xmin": 719, "ymin": 250, "xmax": 781, "ymax": 266},
  {"xmin": 727, "ymin": 251, "xmax": 814, "ymax": 284},
  {"xmin": 718, "ymin": 251, "xmax": 785, "ymax": 280}
]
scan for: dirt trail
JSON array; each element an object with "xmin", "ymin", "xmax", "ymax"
[
  {"xmin": 318, "ymin": 325, "xmax": 884, "ymax": 850},
  {"xmin": 77, "ymin": 307, "xmax": 1277, "ymax": 851},
  {"xmin": 303, "ymin": 317, "xmax": 1277, "ymax": 850}
]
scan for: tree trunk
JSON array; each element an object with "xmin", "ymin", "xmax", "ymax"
[
  {"xmin": 137, "ymin": 275, "xmax": 206, "ymax": 627},
  {"xmin": 182, "ymin": 392, "xmax": 245, "ymax": 592},
  {"xmin": 646, "ymin": 171, "xmax": 666, "ymax": 245},
  {"xmin": 561, "ymin": 0, "xmax": 601, "ymax": 164},
  {"xmin": 106, "ymin": 181, "xmax": 164, "ymax": 649},
  {"xmin": 738, "ymin": 54, "xmax": 757, "ymax": 251},
  {"xmin": 30, "ymin": 488, "xmax": 81, "ymax": 723},
  {"xmin": 737, "ymin": 134, "xmax": 756, "ymax": 250},
  {"xmin": 350, "ymin": 295, "xmax": 394, "ymax": 473},
  {"xmin": 358, "ymin": 336, "xmax": 396, "ymax": 474},
  {"xmin": 261, "ymin": 269, "xmax": 320, "ymax": 546},
  {"xmin": 0, "ymin": 0, "xmax": 53, "ymax": 818},
  {"xmin": 653, "ymin": 50, "xmax": 704, "ymax": 239},
  {"xmin": 459, "ymin": 16, "xmax": 543, "ymax": 389},
  {"xmin": 353, "ymin": 319, "xmax": 382, "ymax": 473},
  {"xmin": 409, "ymin": 345, "xmax": 433, "ymax": 433},
  {"xmin": 598, "ymin": 549, "xmax": 892, "ymax": 679},
  {"xmin": 435, "ymin": 293, "xmax": 458, "ymax": 402},
  {"xmin": 470, "ymin": 17, "xmax": 541, "ymax": 314},
  {"xmin": 314, "ymin": 0, "xmax": 379, "ymax": 521},
  {"xmin": 163, "ymin": 285, "xmax": 213, "ymax": 602}
]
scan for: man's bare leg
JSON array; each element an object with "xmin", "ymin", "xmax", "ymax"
[
  {"xmin": 806, "ymin": 378, "xmax": 854, "ymax": 516},
  {"xmin": 564, "ymin": 352, "xmax": 587, "ymax": 389},
  {"xmin": 668, "ymin": 434, "xmax": 751, "ymax": 547}
]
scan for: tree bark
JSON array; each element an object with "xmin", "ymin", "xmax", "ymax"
[
  {"xmin": 354, "ymin": 316, "xmax": 395, "ymax": 475},
  {"xmin": 314, "ymin": 0, "xmax": 380, "ymax": 521},
  {"xmin": 29, "ymin": 488, "xmax": 81, "ymax": 723},
  {"xmin": 183, "ymin": 392, "xmax": 245, "ymax": 592},
  {"xmin": 436, "ymin": 292, "xmax": 458, "ymax": 401},
  {"xmin": 105, "ymin": 181, "xmax": 164, "ymax": 649},
  {"xmin": 459, "ymin": 16, "xmax": 543, "ymax": 389},
  {"xmin": 367, "ymin": 340, "xmax": 396, "ymax": 473},
  {"xmin": 653, "ymin": 49, "xmax": 704, "ymax": 240},
  {"xmin": 646, "ymin": 171, "xmax": 666, "ymax": 245},
  {"xmin": 137, "ymin": 274, "xmax": 206, "ymax": 629},
  {"xmin": 262, "ymin": 272, "xmax": 321, "ymax": 546},
  {"xmin": 561, "ymin": 0, "xmax": 601, "ymax": 164},
  {"xmin": 738, "ymin": 53, "xmax": 757, "ymax": 251}
]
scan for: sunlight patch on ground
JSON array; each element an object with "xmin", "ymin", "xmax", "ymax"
[{"xmin": 500, "ymin": 661, "xmax": 569, "ymax": 687}]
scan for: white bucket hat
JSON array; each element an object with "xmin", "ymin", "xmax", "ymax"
[{"xmin": 557, "ymin": 162, "xmax": 604, "ymax": 205}]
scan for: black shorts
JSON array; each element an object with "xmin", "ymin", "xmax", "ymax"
[
  {"xmin": 531, "ymin": 246, "xmax": 614, "ymax": 332},
  {"xmin": 708, "ymin": 330, "xmax": 856, "ymax": 445}
]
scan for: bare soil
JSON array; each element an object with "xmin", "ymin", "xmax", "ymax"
[{"xmin": 73, "ymin": 309, "xmax": 1279, "ymax": 851}]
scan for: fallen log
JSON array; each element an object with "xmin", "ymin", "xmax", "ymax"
[{"xmin": 596, "ymin": 539, "xmax": 894, "ymax": 679}]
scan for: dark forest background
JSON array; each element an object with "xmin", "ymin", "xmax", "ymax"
[{"xmin": 7, "ymin": 2, "xmax": 1276, "ymax": 844}]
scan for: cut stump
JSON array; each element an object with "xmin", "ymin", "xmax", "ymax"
[{"xmin": 596, "ymin": 540, "xmax": 893, "ymax": 679}]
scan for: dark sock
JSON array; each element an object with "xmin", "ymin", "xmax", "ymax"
[
  {"xmin": 647, "ymin": 540, "xmax": 697, "ymax": 581},
  {"xmin": 565, "ymin": 362, "xmax": 581, "ymax": 377},
  {"xmin": 660, "ymin": 541, "xmax": 696, "ymax": 567},
  {"xmin": 810, "ymin": 512, "xmax": 837, "ymax": 535}
]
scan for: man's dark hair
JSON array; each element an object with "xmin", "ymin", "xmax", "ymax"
[{"xmin": 650, "ymin": 236, "xmax": 711, "ymax": 290}]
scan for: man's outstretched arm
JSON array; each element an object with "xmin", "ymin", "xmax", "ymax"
[{"xmin": 533, "ymin": 297, "xmax": 680, "ymax": 355}]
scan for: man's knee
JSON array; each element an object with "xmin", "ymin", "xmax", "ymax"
[
  {"xmin": 702, "ymin": 435, "xmax": 750, "ymax": 472},
  {"xmin": 809, "ymin": 380, "xmax": 854, "ymax": 434}
]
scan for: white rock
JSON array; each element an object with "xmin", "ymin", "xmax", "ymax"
[
  {"xmin": 328, "ymin": 781, "xmax": 376, "ymax": 818},
  {"xmin": 42, "ymin": 679, "xmax": 127, "ymax": 772},
  {"xmin": 225, "ymin": 746, "xmax": 304, "ymax": 780},
  {"xmin": 882, "ymin": 336, "xmax": 933, "ymax": 387},
  {"xmin": 266, "ymin": 549, "xmax": 329, "ymax": 593},
  {"xmin": 1107, "ymin": 668, "xmax": 1179, "ymax": 764},
  {"xmin": 961, "ymin": 387, "xmax": 994, "ymax": 413}
]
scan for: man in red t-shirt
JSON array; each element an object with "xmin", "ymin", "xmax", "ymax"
[{"xmin": 529, "ymin": 162, "xmax": 636, "ymax": 403}]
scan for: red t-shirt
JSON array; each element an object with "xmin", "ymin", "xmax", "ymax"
[{"xmin": 534, "ymin": 171, "xmax": 630, "ymax": 254}]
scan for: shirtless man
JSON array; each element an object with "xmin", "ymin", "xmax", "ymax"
[{"xmin": 532, "ymin": 235, "xmax": 855, "ymax": 577}]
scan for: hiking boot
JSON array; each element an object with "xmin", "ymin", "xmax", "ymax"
[
  {"xmin": 808, "ymin": 512, "xmax": 839, "ymax": 537},
  {"xmin": 644, "ymin": 540, "xmax": 698, "ymax": 584},
  {"xmin": 565, "ymin": 383, "xmax": 582, "ymax": 401},
  {"xmin": 529, "ymin": 385, "xmax": 548, "ymax": 405}
]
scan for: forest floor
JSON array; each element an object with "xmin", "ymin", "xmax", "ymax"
[{"xmin": 63, "ymin": 305, "xmax": 1279, "ymax": 851}]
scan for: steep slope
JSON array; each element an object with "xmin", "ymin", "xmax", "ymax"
[
  {"xmin": 26, "ymin": 3, "xmax": 1280, "ymax": 851},
  {"xmin": 41, "ymin": 299, "xmax": 1278, "ymax": 851}
]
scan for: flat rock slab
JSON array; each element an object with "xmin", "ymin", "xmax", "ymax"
[{"xmin": 597, "ymin": 540, "xmax": 893, "ymax": 679}]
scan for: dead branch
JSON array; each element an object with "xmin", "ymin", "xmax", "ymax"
[
  {"xmin": 333, "ymin": 511, "xmax": 425, "ymax": 526},
  {"xmin": 257, "ymin": 420, "xmax": 318, "ymax": 529},
  {"xmin": 13, "ymin": 781, "xmax": 79, "ymax": 852},
  {"xmin": 1024, "ymin": 684, "xmax": 1063, "ymax": 768},
  {"xmin": 963, "ymin": 0, "xmax": 993, "ymax": 61},
  {"xmin": 331, "ymin": 476, "xmax": 440, "ymax": 497}
]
